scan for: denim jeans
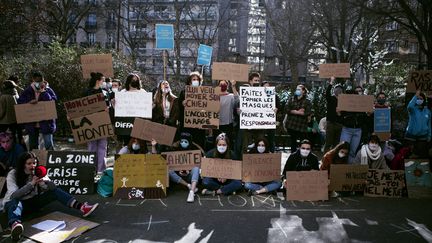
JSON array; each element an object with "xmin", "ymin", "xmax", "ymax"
[
  {"xmin": 29, "ymin": 130, "xmax": 54, "ymax": 150},
  {"xmin": 5, "ymin": 188, "xmax": 74, "ymax": 226},
  {"xmin": 340, "ymin": 127, "xmax": 362, "ymax": 163},
  {"xmin": 169, "ymin": 167, "xmax": 200, "ymax": 184},
  {"xmin": 202, "ymin": 177, "xmax": 242, "ymax": 195},
  {"xmin": 244, "ymin": 181, "xmax": 281, "ymax": 193},
  {"xmin": 88, "ymin": 138, "xmax": 108, "ymax": 173}
]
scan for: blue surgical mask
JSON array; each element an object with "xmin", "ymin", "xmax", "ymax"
[
  {"xmin": 191, "ymin": 80, "xmax": 200, "ymax": 87},
  {"xmin": 180, "ymin": 139, "xmax": 190, "ymax": 149},
  {"xmin": 295, "ymin": 89, "xmax": 302, "ymax": 96},
  {"xmin": 416, "ymin": 99, "xmax": 424, "ymax": 105}
]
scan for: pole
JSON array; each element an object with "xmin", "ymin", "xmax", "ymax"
[
  {"xmin": 163, "ymin": 50, "xmax": 167, "ymax": 81},
  {"xmin": 201, "ymin": 65, "xmax": 204, "ymax": 77}
]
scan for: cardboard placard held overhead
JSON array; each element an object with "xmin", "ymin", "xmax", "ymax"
[
  {"xmin": 64, "ymin": 93, "xmax": 107, "ymax": 119},
  {"xmin": 239, "ymin": 87, "xmax": 276, "ymax": 129},
  {"xmin": 286, "ymin": 171, "xmax": 328, "ymax": 201},
  {"xmin": 374, "ymin": 108, "xmax": 391, "ymax": 133},
  {"xmin": 242, "ymin": 153, "xmax": 281, "ymax": 182},
  {"xmin": 329, "ymin": 164, "xmax": 368, "ymax": 191},
  {"xmin": 162, "ymin": 150, "xmax": 202, "ymax": 171},
  {"xmin": 113, "ymin": 154, "xmax": 168, "ymax": 198},
  {"xmin": 15, "ymin": 101, "xmax": 57, "ymax": 124},
  {"xmin": 197, "ymin": 44, "xmax": 213, "ymax": 66},
  {"xmin": 70, "ymin": 111, "xmax": 114, "ymax": 144},
  {"xmin": 406, "ymin": 70, "xmax": 432, "ymax": 95},
  {"xmin": 184, "ymin": 86, "xmax": 220, "ymax": 129},
  {"xmin": 114, "ymin": 117, "xmax": 135, "ymax": 136},
  {"xmin": 364, "ymin": 170, "xmax": 406, "ymax": 198},
  {"xmin": 337, "ymin": 94, "xmax": 374, "ymax": 113},
  {"xmin": 130, "ymin": 118, "xmax": 177, "ymax": 146},
  {"xmin": 80, "ymin": 54, "xmax": 114, "ymax": 79},
  {"xmin": 319, "ymin": 63, "xmax": 350, "ymax": 78},
  {"xmin": 201, "ymin": 158, "xmax": 242, "ymax": 180},
  {"xmin": 114, "ymin": 91, "xmax": 153, "ymax": 118},
  {"xmin": 212, "ymin": 62, "xmax": 249, "ymax": 82}
]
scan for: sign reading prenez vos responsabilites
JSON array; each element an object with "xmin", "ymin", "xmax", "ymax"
[{"xmin": 239, "ymin": 87, "xmax": 276, "ymax": 129}]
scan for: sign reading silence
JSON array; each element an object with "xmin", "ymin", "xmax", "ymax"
[
  {"xmin": 197, "ymin": 44, "xmax": 213, "ymax": 66},
  {"xmin": 155, "ymin": 24, "xmax": 174, "ymax": 49}
]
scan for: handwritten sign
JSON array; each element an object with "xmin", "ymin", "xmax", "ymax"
[
  {"xmin": 374, "ymin": 108, "xmax": 391, "ymax": 133},
  {"xmin": 285, "ymin": 171, "xmax": 328, "ymax": 201},
  {"xmin": 64, "ymin": 93, "xmax": 106, "ymax": 119},
  {"xmin": 242, "ymin": 153, "xmax": 281, "ymax": 182},
  {"xmin": 201, "ymin": 158, "xmax": 242, "ymax": 180},
  {"xmin": 155, "ymin": 24, "xmax": 174, "ymax": 49},
  {"xmin": 337, "ymin": 94, "xmax": 374, "ymax": 113},
  {"xmin": 240, "ymin": 87, "xmax": 276, "ymax": 129},
  {"xmin": 70, "ymin": 111, "xmax": 114, "ymax": 144},
  {"xmin": 114, "ymin": 117, "xmax": 134, "ymax": 136},
  {"xmin": 15, "ymin": 101, "xmax": 57, "ymax": 124},
  {"xmin": 329, "ymin": 164, "xmax": 368, "ymax": 191},
  {"xmin": 130, "ymin": 118, "xmax": 176, "ymax": 146},
  {"xmin": 80, "ymin": 54, "xmax": 114, "ymax": 79},
  {"xmin": 406, "ymin": 70, "xmax": 432, "ymax": 95},
  {"xmin": 162, "ymin": 150, "xmax": 202, "ymax": 171},
  {"xmin": 197, "ymin": 44, "xmax": 213, "ymax": 66},
  {"xmin": 405, "ymin": 159, "xmax": 432, "ymax": 198},
  {"xmin": 319, "ymin": 63, "xmax": 350, "ymax": 78},
  {"xmin": 184, "ymin": 86, "xmax": 220, "ymax": 129},
  {"xmin": 364, "ymin": 170, "xmax": 406, "ymax": 198},
  {"xmin": 113, "ymin": 154, "xmax": 168, "ymax": 198},
  {"xmin": 212, "ymin": 62, "xmax": 249, "ymax": 82},
  {"xmin": 114, "ymin": 92, "xmax": 152, "ymax": 118},
  {"xmin": 46, "ymin": 151, "xmax": 96, "ymax": 194}
]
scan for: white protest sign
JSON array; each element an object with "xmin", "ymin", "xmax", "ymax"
[
  {"xmin": 239, "ymin": 87, "xmax": 276, "ymax": 129},
  {"xmin": 114, "ymin": 91, "xmax": 153, "ymax": 118}
]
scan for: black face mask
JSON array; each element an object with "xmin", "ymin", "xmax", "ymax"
[
  {"xmin": 377, "ymin": 98, "xmax": 386, "ymax": 105},
  {"xmin": 252, "ymin": 83, "xmax": 260, "ymax": 87}
]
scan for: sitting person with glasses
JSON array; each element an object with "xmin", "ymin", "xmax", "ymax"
[{"xmin": 282, "ymin": 139, "xmax": 319, "ymax": 176}]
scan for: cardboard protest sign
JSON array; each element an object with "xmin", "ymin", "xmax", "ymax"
[
  {"xmin": 364, "ymin": 170, "xmax": 406, "ymax": 198},
  {"xmin": 405, "ymin": 159, "xmax": 432, "ymax": 198},
  {"xmin": 239, "ymin": 87, "xmax": 276, "ymax": 129},
  {"xmin": 242, "ymin": 153, "xmax": 281, "ymax": 182},
  {"xmin": 114, "ymin": 117, "xmax": 134, "ymax": 136},
  {"xmin": 197, "ymin": 44, "xmax": 213, "ymax": 66},
  {"xmin": 70, "ymin": 111, "xmax": 114, "ymax": 144},
  {"xmin": 329, "ymin": 164, "xmax": 368, "ymax": 191},
  {"xmin": 200, "ymin": 158, "xmax": 242, "ymax": 180},
  {"xmin": 184, "ymin": 85, "xmax": 220, "ymax": 129},
  {"xmin": 337, "ymin": 94, "xmax": 374, "ymax": 113},
  {"xmin": 114, "ymin": 91, "xmax": 152, "ymax": 118},
  {"xmin": 319, "ymin": 63, "xmax": 350, "ymax": 78},
  {"xmin": 80, "ymin": 54, "xmax": 114, "ymax": 79},
  {"xmin": 406, "ymin": 70, "xmax": 432, "ymax": 95},
  {"xmin": 130, "ymin": 118, "xmax": 176, "ymax": 146},
  {"xmin": 64, "ymin": 93, "xmax": 106, "ymax": 119},
  {"xmin": 212, "ymin": 62, "xmax": 249, "ymax": 82},
  {"xmin": 156, "ymin": 24, "xmax": 174, "ymax": 49},
  {"xmin": 23, "ymin": 211, "xmax": 99, "ymax": 243},
  {"xmin": 162, "ymin": 150, "xmax": 202, "ymax": 171},
  {"xmin": 15, "ymin": 101, "xmax": 57, "ymax": 124},
  {"xmin": 46, "ymin": 151, "xmax": 96, "ymax": 194},
  {"xmin": 374, "ymin": 108, "xmax": 391, "ymax": 133},
  {"xmin": 285, "ymin": 171, "xmax": 328, "ymax": 201},
  {"xmin": 113, "ymin": 154, "xmax": 168, "ymax": 199}
]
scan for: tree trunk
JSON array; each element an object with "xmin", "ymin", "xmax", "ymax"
[{"xmin": 289, "ymin": 59, "xmax": 299, "ymax": 84}]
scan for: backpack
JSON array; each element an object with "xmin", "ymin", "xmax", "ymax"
[{"xmin": 97, "ymin": 168, "xmax": 113, "ymax": 197}]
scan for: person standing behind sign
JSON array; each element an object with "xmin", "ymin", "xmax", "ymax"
[
  {"xmin": 17, "ymin": 71, "xmax": 57, "ymax": 151},
  {"xmin": 0, "ymin": 80, "xmax": 19, "ymax": 142},
  {"xmin": 244, "ymin": 137, "xmax": 281, "ymax": 196},
  {"xmin": 152, "ymin": 80, "xmax": 179, "ymax": 127},
  {"xmin": 202, "ymin": 133, "xmax": 242, "ymax": 196},
  {"xmin": 324, "ymin": 77, "xmax": 343, "ymax": 152},
  {"xmin": 215, "ymin": 80, "xmax": 238, "ymax": 145}
]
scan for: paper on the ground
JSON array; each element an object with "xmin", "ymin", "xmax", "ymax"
[{"xmin": 32, "ymin": 220, "xmax": 66, "ymax": 232}]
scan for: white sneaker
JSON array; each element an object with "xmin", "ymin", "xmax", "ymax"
[
  {"xmin": 187, "ymin": 190, "xmax": 195, "ymax": 203},
  {"xmin": 187, "ymin": 184, "xmax": 198, "ymax": 193}
]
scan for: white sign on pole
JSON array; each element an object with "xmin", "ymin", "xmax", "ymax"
[
  {"xmin": 239, "ymin": 87, "xmax": 276, "ymax": 129},
  {"xmin": 114, "ymin": 92, "xmax": 153, "ymax": 118}
]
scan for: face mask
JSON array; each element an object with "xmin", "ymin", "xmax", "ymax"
[
  {"xmin": 163, "ymin": 88, "xmax": 170, "ymax": 94},
  {"xmin": 180, "ymin": 139, "xmax": 190, "ymax": 149},
  {"xmin": 220, "ymin": 83, "xmax": 228, "ymax": 92},
  {"xmin": 338, "ymin": 151, "xmax": 346, "ymax": 158},
  {"xmin": 252, "ymin": 83, "xmax": 260, "ymax": 87},
  {"xmin": 111, "ymin": 88, "xmax": 118, "ymax": 92},
  {"xmin": 106, "ymin": 82, "xmax": 112, "ymax": 89},
  {"xmin": 300, "ymin": 149, "xmax": 310, "ymax": 157},
  {"xmin": 295, "ymin": 89, "xmax": 302, "ymax": 96},
  {"xmin": 217, "ymin": 145, "xmax": 227, "ymax": 154},
  {"xmin": 101, "ymin": 82, "xmax": 107, "ymax": 89},
  {"xmin": 191, "ymin": 80, "xmax": 200, "ymax": 87},
  {"xmin": 257, "ymin": 145, "xmax": 266, "ymax": 153},
  {"xmin": 368, "ymin": 143, "xmax": 379, "ymax": 151},
  {"xmin": 34, "ymin": 82, "xmax": 40, "ymax": 90},
  {"xmin": 416, "ymin": 99, "xmax": 424, "ymax": 105},
  {"xmin": 377, "ymin": 98, "xmax": 386, "ymax": 105},
  {"xmin": 357, "ymin": 91, "xmax": 363, "ymax": 95},
  {"xmin": 132, "ymin": 143, "xmax": 140, "ymax": 151}
]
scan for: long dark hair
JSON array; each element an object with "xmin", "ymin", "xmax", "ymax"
[
  {"xmin": 154, "ymin": 80, "xmax": 176, "ymax": 106},
  {"xmin": 249, "ymin": 137, "xmax": 270, "ymax": 154},
  {"xmin": 16, "ymin": 152, "xmax": 38, "ymax": 188},
  {"xmin": 124, "ymin": 73, "xmax": 141, "ymax": 91},
  {"xmin": 89, "ymin": 72, "xmax": 104, "ymax": 89},
  {"xmin": 212, "ymin": 133, "xmax": 231, "ymax": 159}
]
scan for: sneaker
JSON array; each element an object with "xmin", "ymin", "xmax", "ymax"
[
  {"xmin": 187, "ymin": 190, "xmax": 195, "ymax": 203},
  {"xmin": 187, "ymin": 184, "xmax": 198, "ymax": 193},
  {"xmin": 11, "ymin": 221, "xmax": 23, "ymax": 241},
  {"xmin": 201, "ymin": 189, "xmax": 215, "ymax": 196},
  {"xmin": 80, "ymin": 202, "xmax": 99, "ymax": 217},
  {"xmin": 330, "ymin": 191, "xmax": 339, "ymax": 198}
]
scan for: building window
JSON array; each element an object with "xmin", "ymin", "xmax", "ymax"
[
  {"xmin": 229, "ymin": 46, "xmax": 237, "ymax": 52},
  {"xmin": 385, "ymin": 21, "xmax": 399, "ymax": 31},
  {"xmin": 69, "ymin": 33, "xmax": 77, "ymax": 44},
  {"xmin": 384, "ymin": 41, "xmax": 398, "ymax": 53},
  {"xmin": 87, "ymin": 32, "xmax": 96, "ymax": 45},
  {"xmin": 87, "ymin": 13, "xmax": 97, "ymax": 27},
  {"xmin": 409, "ymin": 42, "xmax": 418, "ymax": 54}
]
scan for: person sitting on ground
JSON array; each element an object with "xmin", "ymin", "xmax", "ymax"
[
  {"xmin": 0, "ymin": 132, "xmax": 25, "ymax": 174},
  {"xmin": 353, "ymin": 135, "xmax": 389, "ymax": 169},
  {"xmin": 283, "ymin": 139, "xmax": 319, "ymax": 175},
  {"xmin": 4, "ymin": 152, "xmax": 98, "ymax": 241},
  {"xmin": 118, "ymin": 137, "xmax": 157, "ymax": 155},
  {"xmin": 244, "ymin": 137, "xmax": 282, "ymax": 196},
  {"xmin": 320, "ymin": 141, "xmax": 350, "ymax": 174}
]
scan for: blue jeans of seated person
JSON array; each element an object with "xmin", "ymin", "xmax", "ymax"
[
  {"xmin": 202, "ymin": 177, "xmax": 242, "ymax": 195},
  {"xmin": 169, "ymin": 167, "xmax": 200, "ymax": 184},
  {"xmin": 5, "ymin": 188, "xmax": 74, "ymax": 226},
  {"xmin": 244, "ymin": 181, "xmax": 282, "ymax": 193},
  {"xmin": 340, "ymin": 127, "xmax": 362, "ymax": 164}
]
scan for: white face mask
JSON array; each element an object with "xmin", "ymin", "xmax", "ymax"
[
  {"xmin": 163, "ymin": 88, "xmax": 170, "ymax": 94},
  {"xmin": 338, "ymin": 151, "xmax": 346, "ymax": 158},
  {"xmin": 191, "ymin": 80, "xmax": 200, "ymax": 87},
  {"xmin": 217, "ymin": 145, "xmax": 227, "ymax": 154},
  {"xmin": 257, "ymin": 146, "xmax": 266, "ymax": 153},
  {"xmin": 368, "ymin": 143, "xmax": 379, "ymax": 151},
  {"xmin": 300, "ymin": 149, "xmax": 310, "ymax": 157},
  {"xmin": 101, "ymin": 82, "xmax": 107, "ymax": 89},
  {"xmin": 132, "ymin": 143, "xmax": 140, "ymax": 151},
  {"xmin": 111, "ymin": 88, "xmax": 119, "ymax": 92}
]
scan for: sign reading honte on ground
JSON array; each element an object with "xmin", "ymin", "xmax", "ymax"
[
  {"xmin": 212, "ymin": 62, "xmax": 249, "ymax": 82},
  {"xmin": 364, "ymin": 170, "xmax": 406, "ymax": 198},
  {"xmin": 200, "ymin": 158, "xmax": 242, "ymax": 180},
  {"xmin": 242, "ymin": 153, "xmax": 281, "ymax": 182},
  {"xmin": 184, "ymin": 86, "xmax": 220, "ymax": 129},
  {"xmin": 46, "ymin": 151, "xmax": 97, "ymax": 194},
  {"xmin": 406, "ymin": 70, "xmax": 432, "ymax": 95},
  {"xmin": 329, "ymin": 164, "xmax": 368, "ymax": 191},
  {"xmin": 285, "ymin": 171, "xmax": 328, "ymax": 201},
  {"xmin": 80, "ymin": 54, "xmax": 114, "ymax": 79},
  {"xmin": 64, "ymin": 93, "xmax": 107, "ymax": 119},
  {"xmin": 15, "ymin": 101, "xmax": 57, "ymax": 124},
  {"xmin": 319, "ymin": 63, "xmax": 350, "ymax": 78},
  {"xmin": 70, "ymin": 111, "xmax": 114, "ymax": 144},
  {"xmin": 239, "ymin": 86, "xmax": 276, "ymax": 129},
  {"xmin": 162, "ymin": 150, "xmax": 202, "ymax": 171}
]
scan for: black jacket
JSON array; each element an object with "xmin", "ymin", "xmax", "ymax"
[{"xmin": 282, "ymin": 150, "xmax": 319, "ymax": 178}]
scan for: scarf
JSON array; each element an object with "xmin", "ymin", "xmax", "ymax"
[{"xmin": 360, "ymin": 145, "xmax": 382, "ymax": 165}]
